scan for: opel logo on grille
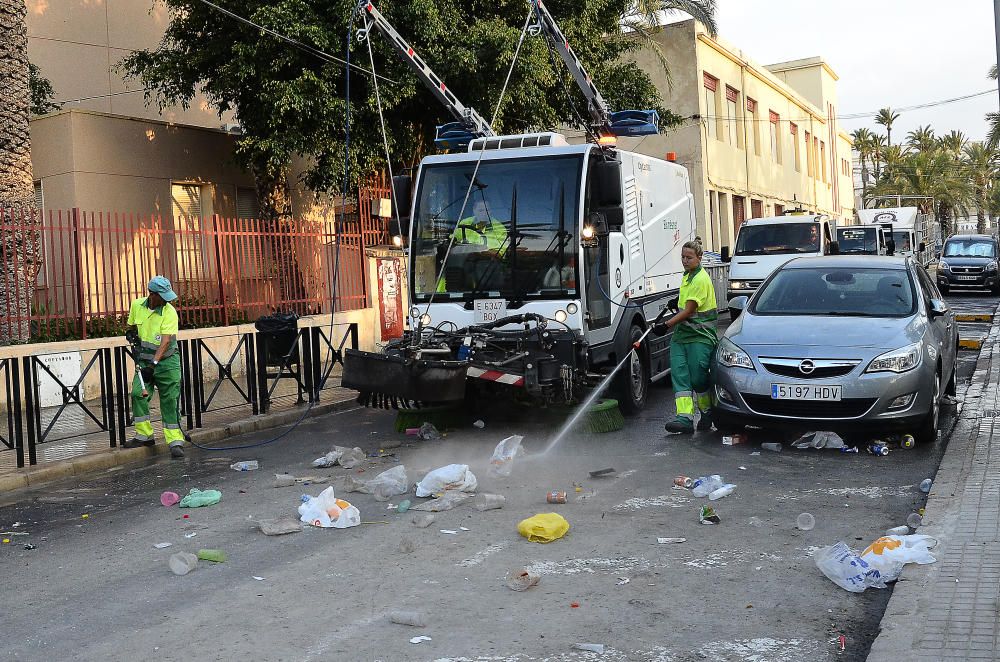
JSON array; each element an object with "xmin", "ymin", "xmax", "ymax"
[{"xmin": 798, "ymin": 359, "xmax": 816, "ymax": 375}]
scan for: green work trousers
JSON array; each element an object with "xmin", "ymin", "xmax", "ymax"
[
  {"xmin": 670, "ymin": 340, "xmax": 715, "ymax": 424},
  {"xmin": 132, "ymin": 354, "xmax": 184, "ymax": 446}
]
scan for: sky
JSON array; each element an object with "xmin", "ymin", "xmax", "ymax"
[{"xmin": 667, "ymin": 0, "xmax": 998, "ymax": 143}]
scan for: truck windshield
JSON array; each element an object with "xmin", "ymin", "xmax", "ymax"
[
  {"xmin": 943, "ymin": 239, "xmax": 996, "ymax": 258},
  {"xmin": 410, "ymin": 155, "xmax": 582, "ymax": 302},
  {"xmin": 837, "ymin": 227, "xmax": 879, "ymax": 254},
  {"xmin": 892, "ymin": 231, "xmax": 912, "ymax": 252},
  {"xmin": 735, "ymin": 222, "xmax": 820, "ymax": 256}
]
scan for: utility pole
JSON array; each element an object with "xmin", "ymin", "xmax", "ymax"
[{"xmin": 995, "ymin": 0, "xmax": 1000, "ymax": 110}]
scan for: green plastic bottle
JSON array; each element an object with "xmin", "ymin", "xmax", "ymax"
[{"xmin": 197, "ymin": 549, "xmax": 227, "ymax": 563}]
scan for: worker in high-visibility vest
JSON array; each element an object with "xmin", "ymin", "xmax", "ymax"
[
  {"xmin": 122, "ymin": 276, "xmax": 185, "ymax": 458},
  {"xmin": 437, "ymin": 198, "xmax": 509, "ymax": 292},
  {"xmin": 654, "ymin": 240, "xmax": 718, "ymax": 434}
]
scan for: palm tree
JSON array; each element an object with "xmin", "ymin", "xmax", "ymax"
[
  {"xmin": 850, "ymin": 128, "xmax": 874, "ymax": 201},
  {"xmin": 870, "ymin": 133, "xmax": 888, "ymax": 180},
  {"xmin": 623, "ymin": 1, "xmax": 717, "ymax": 75},
  {"xmin": 906, "ymin": 125, "xmax": 936, "ymax": 152},
  {"xmin": 875, "ymin": 107, "xmax": 900, "ymax": 147},
  {"xmin": 962, "ymin": 142, "xmax": 999, "ymax": 234},
  {"xmin": 987, "ymin": 65, "xmax": 1000, "ymax": 150},
  {"xmin": 938, "ymin": 130, "xmax": 968, "ymax": 159},
  {"xmin": 0, "ymin": 0, "xmax": 40, "ymax": 343}
]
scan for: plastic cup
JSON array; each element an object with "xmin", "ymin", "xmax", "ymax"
[
  {"xmin": 160, "ymin": 491, "xmax": 180, "ymax": 507},
  {"xmin": 169, "ymin": 552, "xmax": 198, "ymax": 576},
  {"xmin": 907, "ymin": 512, "xmax": 923, "ymax": 528},
  {"xmin": 796, "ymin": 513, "xmax": 815, "ymax": 531}
]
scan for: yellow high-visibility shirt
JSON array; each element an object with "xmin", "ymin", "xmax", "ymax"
[{"xmin": 127, "ymin": 297, "xmax": 179, "ymax": 361}]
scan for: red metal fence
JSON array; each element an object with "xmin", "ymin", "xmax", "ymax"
[{"xmin": 0, "ymin": 183, "xmax": 391, "ymax": 343}]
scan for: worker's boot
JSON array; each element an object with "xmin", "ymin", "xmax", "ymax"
[
  {"xmin": 122, "ymin": 438, "xmax": 155, "ymax": 449},
  {"xmin": 664, "ymin": 418, "xmax": 694, "ymax": 434},
  {"xmin": 169, "ymin": 443, "xmax": 185, "ymax": 459}
]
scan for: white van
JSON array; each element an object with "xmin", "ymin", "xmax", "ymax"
[{"xmin": 723, "ymin": 213, "xmax": 836, "ymax": 301}]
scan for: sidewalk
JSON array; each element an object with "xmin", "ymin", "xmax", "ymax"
[{"xmin": 869, "ymin": 303, "xmax": 1000, "ymax": 661}]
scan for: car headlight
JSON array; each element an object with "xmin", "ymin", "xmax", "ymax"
[
  {"xmin": 938, "ymin": 260, "xmax": 949, "ymax": 271},
  {"xmin": 865, "ymin": 342, "xmax": 922, "ymax": 374},
  {"xmin": 988, "ymin": 261, "xmax": 998, "ymax": 272},
  {"xmin": 717, "ymin": 337, "xmax": 755, "ymax": 370}
]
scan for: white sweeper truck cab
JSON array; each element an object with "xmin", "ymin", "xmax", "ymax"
[
  {"xmin": 835, "ymin": 224, "xmax": 891, "ymax": 256},
  {"xmin": 723, "ymin": 212, "xmax": 837, "ymax": 302},
  {"xmin": 340, "ymin": 0, "xmax": 699, "ymax": 414}
]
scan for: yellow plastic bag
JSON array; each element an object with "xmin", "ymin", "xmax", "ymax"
[{"xmin": 518, "ymin": 513, "xmax": 569, "ymax": 543}]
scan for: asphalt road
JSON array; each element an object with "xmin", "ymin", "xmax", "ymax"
[{"xmin": 0, "ymin": 294, "xmax": 990, "ymax": 662}]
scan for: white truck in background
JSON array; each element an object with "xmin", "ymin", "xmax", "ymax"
[
  {"xmin": 835, "ymin": 224, "xmax": 890, "ymax": 256},
  {"xmin": 857, "ymin": 207, "xmax": 933, "ymax": 266},
  {"xmin": 722, "ymin": 213, "xmax": 838, "ymax": 302}
]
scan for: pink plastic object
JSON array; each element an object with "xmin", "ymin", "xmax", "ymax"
[
  {"xmin": 405, "ymin": 428, "xmax": 420, "ymax": 436},
  {"xmin": 160, "ymin": 491, "xmax": 180, "ymax": 507}
]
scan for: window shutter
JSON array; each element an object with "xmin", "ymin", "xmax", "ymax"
[
  {"xmin": 789, "ymin": 122, "xmax": 798, "ymax": 135},
  {"xmin": 746, "ymin": 98, "xmax": 757, "ymax": 113},
  {"xmin": 237, "ymin": 187, "xmax": 260, "ymax": 219},
  {"xmin": 725, "ymin": 85, "xmax": 739, "ymax": 103},
  {"xmin": 769, "ymin": 110, "xmax": 779, "ymax": 124},
  {"xmin": 703, "ymin": 73, "xmax": 718, "ymax": 92}
]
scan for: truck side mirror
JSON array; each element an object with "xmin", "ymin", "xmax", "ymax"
[
  {"xmin": 887, "ymin": 239, "xmax": 895, "ymax": 256},
  {"xmin": 588, "ymin": 211, "xmax": 610, "ymax": 237},
  {"xmin": 828, "ymin": 241, "xmax": 840, "ymax": 255},
  {"xmin": 919, "ymin": 241, "xmax": 926, "ymax": 253},
  {"xmin": 720, "ymin": 246, "xmax": 731, "ymax": 263},
  {"xmin": 591, "ymin": 160, "xmax": 622, "ymax": 207}
]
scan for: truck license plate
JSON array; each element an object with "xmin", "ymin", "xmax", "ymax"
[
  {"xmin": 474, "ymin": 299, "xmax": 507, "ymax": 324},
  {"xmin": 771, "ymin": 384, "xmax": 842, "ymax": 401}
]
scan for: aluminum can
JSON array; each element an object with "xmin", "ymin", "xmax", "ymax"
[{"xmin": 546, "ymin": 491, "xmax": 567, "ymax": 504}]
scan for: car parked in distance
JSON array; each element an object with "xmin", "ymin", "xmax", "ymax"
[
  {"xmin": 937, "ymin": 234, "xmax": 1000, "ymax": 294},
  {"xmin": 714, "ymin": 256, "xmax": 958, "ymax": 444}
]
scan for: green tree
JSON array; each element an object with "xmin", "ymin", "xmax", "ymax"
[
  {"xmin": 875, "ymin": 107, "xmax": 899, "ymax": 147},
  {"xmin": 29, "ymin": 62, "xmax": 60, "ymax": 116},
  {"xmin": 962, "ymin": 142, "xmax": 998, "ymax": 234},
  {"xmin": 938, "ymin": 130, "xmax": 967, "ymax": 158},
  {"xmin": 623, "ymin": 0, "xmax": 717, "ymax": 74},
  {"xmin": 850, "ymin": 127, "xmax": 874, "ymax": 201},
  {"xmin": 905, "ymin": 125, "xmax": 935, "ymax": 152},
  {"xmin": 870, "ymin": 133, "xmax": 887, "ymax": 180},
  {"xmin": 121, "ymin": 0, "xmax": 692, "ymax": 219},
  {"xmin": 987, "ymin": 64, "xmax": 999, "ymax": 149}
]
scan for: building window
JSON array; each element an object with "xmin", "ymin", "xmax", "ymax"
[
  {"xmin": 725, "ymin": 86, "xmax": 741, "ymax": 148},
  {"xmin": 733, "ymin": 195, "xmax": 746, "ymax": 235},
  {"xmin": 769, "ymin": 111, "xmax": 781, "ymax": 164},
  {"xmin": 747, "ymin": 98, "xmax": 760, "ymax": 155},
  {"xmin": 751, "ymin": 199, "xmax": 763, "ymax": 219},
  {"xmin": 703, "ymin": 73, "xmax": 721, "ymax": 141},
  {"xmin": 820, "ymin": 141, "xmax": 827, "ymax": 183},
  {"xmin": 804, "ymin": 131, "xmax": 812, "ymax": 176},
  {"xmin": 775, "ymin": 203, "xmax": 785, "ymax": 216},
  {"xmin": 790, "ymin": 123, "xmax": 800, "ymax": 172},
  {"xmin": 815, "ymin": 138, "xmax": 821, "ymax": 181},
  {"xmin": 172, "ymin": 182, "xmax": 210, "ymax": 281},
  {"xmin": 237, "ymin": 187, "xmax": 260, "ymax": 219}
]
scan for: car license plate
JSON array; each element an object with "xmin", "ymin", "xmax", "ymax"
[
  {"xmin": 474, "ymin": 298, "xmax": 507, "ymax": 324},
  {"xmin": 956, "ymin": 275, "xmax": 979, "ymax": 281},
  {"xmin": 771, "ymin": 384, "xmax": 842, "ymax": 401}
]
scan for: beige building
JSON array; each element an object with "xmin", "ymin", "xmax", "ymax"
[{"xmin": 573, "ymin": 20, "xmax": 856, "ymax": 252}]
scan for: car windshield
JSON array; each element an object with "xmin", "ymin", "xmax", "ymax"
[
  {"xmin": 837, "ymin": 227, "xmax": 879, "ymax": 254},
  {"xmin": 735, "ymin": 222, "xmax": 820, "ymax": 256},
  {"xmin": 751, "ymin": 267, "xmax": 916, "ymax": 317},
  {"xmin": 410, "ymin": 155, "xmax": 582, "ymax": 303},
  {"xmin": 943, "ymin": 239, "xmax": 996, "ymax": 258}
]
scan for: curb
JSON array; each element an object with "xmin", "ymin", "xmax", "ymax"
[
  {"xmin": 0, "ymin": 396, "xmax": 358, "ymax": 495},
  {"xmin": 959, "ymin": 338, "xmax": 983, "ymax": 351},
  {"xmin": 955, "ymin": 313, "xmax": 993, "ymax": 323}
]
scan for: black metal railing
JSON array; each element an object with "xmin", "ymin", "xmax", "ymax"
[{"xmin": 1, "ymin": 322, "xmax": 358, "ymax": 468}]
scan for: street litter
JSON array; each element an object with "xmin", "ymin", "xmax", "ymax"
[
  {"xmin": 473, "ymin": 494, "xmax": 505, "ymax": 511},
  {"xmin": 761, "ymin": 442, "xmax": 782, "ymax": 452},
  {"xmin": 311, "ymin": 446, "xmax": 366, "ymax": 469},
  {"xmin": 589, "ymin": 468, "xmax": 616, "ymax": 478},
  {"xmin": 505, "ymin": 568, "xmax": 540, "ymax": 591},
  {"xmin": 298, "ymin": 486, "xmax": 361, "ymax": 528},
  {"xmin": 258, "ymin": 516, "xmax": 303, "ymax": 536},
  {"xmin": 169, "ymin": 552, "xmax": 198, "ymax": 576},
  {"xmin": 920, "ymin": 478, "xmax": 932, "ymax": 493},
  {"xmin": 722, "ymin": 433, "xmax": 748, "ymax": 446},
  {"xmin": 546, "ymin": 491, "xmax": 568, "ymax": 504},
  {"xmin": 797, "ymin": 513, "xmax": 815, "ymax": 531},
  {"xmin": 815, "ymin": 535, "xmax": 937, "ymax": 592},
  {"xmin": 886, "ymin": 526, "xmax": 909, "ymax": 536},
  {"xmin": 397, "ymin": 499, "xmax": 411, "ymax": 513},
  {"xmin": 738, "ymin": 466, "xmax": 747, "ymax": 471},
  {"xmin": 691, "ymin": 475, "xmax": 725, "ymax": 497},
  {"xmin": 708, "ymin": 484, "xmax": 736, "ymax": 501},
  {"xmin": 273, "ymin": 474, "xmax": 296, "ymax": 488},
  {"xmin": 673, "ymin": 476, "xmax": 693, "ymax": 488},
  {"xmin": 0, "ymin": 531, "xmax": 28, "ymax": 536},
  {"xmin": 365, "ymin": 465, "xmax": 409, "ymax": 501},
  {"xmin": 572, "ymin": 644, "xmax": 605, "ymax": 653},
  {"xmin": 409, "ymin": 636, "xmax": 432, "ymax": 644},
  {"xmin": 340, "ymin": 475, "xmax": 370, "ymax": 493},
  {"xmin": 473, "ymin": 419, "xmax": 485, "ymax": 429},
  {"xmin": 440, "ymin": 529, "xmax": 459, "ymax": 535},
  {"xmin": 23, "ymin": 544, "xmax": 36, "ymax": 550},
  {"xmin": 699, "ymin": 506, "xmax": 721, "ymax": 524},
  {"xmin": 184, "ymin": 532, "xmax": 197, "ymax": 538},
  {"xmin": 488, "ymin": 435, "xmax": 524, "ymax": 478},
  {"xmin": 153, "ymin": 542, "xmax": 172, "ymax": 549},
  {"xmin": 390, "ymin": 611, "xmax": 427, "ymax": 627},
  {"xmin": 750, "ymin": 452, "xmax": 761, "ymax": 456},
  {"xmin": 657, "ymin": 537, "xmax": 686, "ymax": 544},
  {"xmin": 230, "ymin": 460, "xmax": 259, "ymax": 471},
  {"xmin": 616, "ymin": 577, "xmax": 630, "ymax": 586},
  {"xmin": 252, "ymin": 576, "xmax": 265, "ymax": 581},
  {"xmin": 460, "ymin": 526, "xmax": 470, "ymax": 531},
  {"xmin": 907, "ymin": 512, "xmax": 923, "ymax": 528},
  {"xmin": 178, "ymin": 488, "xmax": 222, "ymax": 508},
  {"xmin": 793, "ymin": 431, "xmax": 845, "ymax": 450},
  {"xmin": 160, "ymin": 491, "xmax": 180, "ymax": 507},
  {"xmin": 866, "ymin": 442, "xmax": 890, "ymax": 456},
  {"xmin": 417, "ymin": 422, "xmax": 441, "ymax": 440},
  {"xmin": 415, "ymin": 464, "xmax": 477, "ymax": 497},
  {"xmin": 411, "ymin": 513, "xmax": 435, "ymax": 528},
  {"xmin": 518, "ymin": 513, "xmax": 569, "ymax": 543},
  {"xmin": 197, "ymin": 549, "xmax": 227, "ymax": 563},
  {"xmin": 410, "ymin": 491, "xmax": 472, "ymax": 512}
]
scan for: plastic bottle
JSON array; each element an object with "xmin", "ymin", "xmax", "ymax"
[
  {"xmin": 708, "ymin": 484, "xmax": 736, "ymax": 501},
  {"xmin": 390, "ymin": 611, "xmax": 427, "ymax": 627},
  {"xmin": 867, "ymin": 443, "xmax": 889, "ymax": 456},
  {"xmin": 920, "ymin": 478, "xmax": 932, "ymax": 493},
  {"xmin": 899, "ymin": 434, "xmax": 916, "ymax": 449},
  {"xmin": 885, "ymin": 525, "xmax": 909, "ymax": 536},
  {"xmin": 230, "ymin": 460, "xmax": 259, "ymax": 471},
  {"xmin": 796, "ymin": 513, "xmax": 815, "ymax": 531},
  {"xmin": 197, "ymin": 549, "xmax": 227, "ymax": 563},
  {"xmin": 761, "ymin": 442, "xmax": 782, "ymax": 452},
  {"xmin": 473, "ymin": 494, "xmax": 506, "ymax": 511},
  {"xmin": 169, "ymin": 552, "xmax": 198, "ymax": 576},
  {"xmin": 839, "ymin": 446, "xmax": 859, "ymax": 454},
  {"xmin": 691, "ymin": 475, "xmax": 724, "ymax": 497},
  {"xmin": 907, "ymin": 512, "xmax": 923, "ymax": 528}
]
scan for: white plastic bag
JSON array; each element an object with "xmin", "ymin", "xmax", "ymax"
[
  {"xmin": 814, "ymin": 542, "xmax": 881, "ymax": 593},
  {"xmin": 792, "ymin": 431, "xmax": 845, "ymax": 449},
  {"xmin": 366, "ymin": 465, "xmax": 409, "ymax": 501},
  {"xmin": 488, "ymin": 435, "xmax": 524, "ymax": 478},
  {"xmin": 860, "ymin": 535, "xmax": 937, "ymax": 586},
  {"xmin": 298, "ymin": 486, "xmax": 361, "ymax": 528},
  {"xmin": 415, "ymin": 464, "xmax": 478, "ymax": 497},
  {"xmin": 312, "ymin": 449, "xmax": 343, "ymax": 468},
  {"xmin": 311, "ymin": 446, "xmax": 366, "ymax": 469},
  {"xmin": 410, "ymin": 491, "xmax": 473, "ymax": 511}
]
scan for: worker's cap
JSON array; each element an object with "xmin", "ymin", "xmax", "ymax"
[{"xmin": 148, "ymin": 275, "xmax": 177, "ymax": 302}]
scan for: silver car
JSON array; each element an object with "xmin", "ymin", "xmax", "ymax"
[{"xmin": 713, "ymin": 256, "xmax": 958, "ymax": 444}]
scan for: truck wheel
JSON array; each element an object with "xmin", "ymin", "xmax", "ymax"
[{"xmin": 616, "ymin": 325, "xmax": 650, "ymax": 415}]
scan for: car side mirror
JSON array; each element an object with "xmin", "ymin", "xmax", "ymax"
[
  {"xmin": 728, "ymin": 295, "xmax": 749, "ymax": 319},
  {"xmin": 828, "ymin": 241, "xmax": 840, "ymax": 256},
  {"xmin": 918, "ymin": 241, "xmax": 926, "ymax": 253},
  {"xmin": 929, "ymin": 299, "xmax": 948, "ymax": 318},
  {"xmin": 720, "ymin": 246, "xmax": 731, "ymax": 263}
]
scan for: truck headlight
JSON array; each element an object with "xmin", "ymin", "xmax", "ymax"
[
  {"xmin": 419, "ymin": 313, "xmax": 432, "ymax": 326},
  {"xmin": 729, "ymin": 281, "xmax": 751, "ymax": 291},
  {"xmin": 554, "ymin": 309, "xmax": 568, "ymax": 323},
  {"xmin": 866, "ymin": 342, "xmax": 921, "ymax": 374},
  {"xmin": 718, "ymin": 337, "xmax": 755, "ymax": 370},
  {"xmin": 566, "ymin": 302, "xmax": 579, "ymax": 314}
]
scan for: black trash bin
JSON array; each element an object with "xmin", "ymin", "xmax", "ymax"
[{"xmin": 255, "ymin": 312, "xmax": 300, "ymax": 367}]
